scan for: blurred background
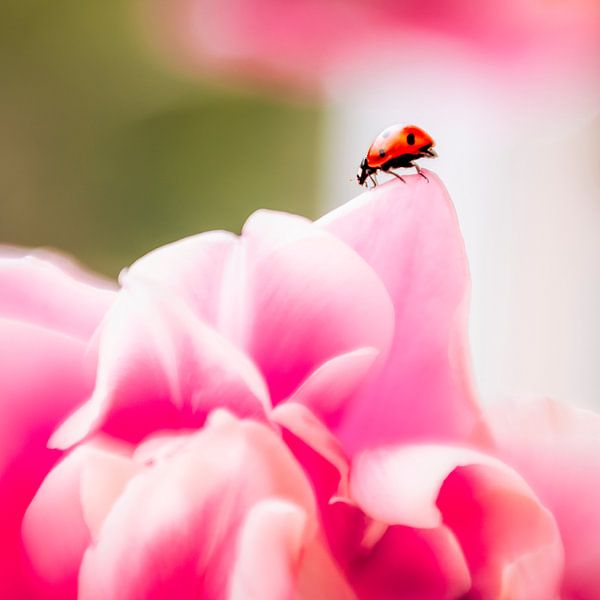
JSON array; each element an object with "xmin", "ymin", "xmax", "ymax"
[
  {"xmin": 0, "ymin": 1, "xmax": 321, "ymax": 276},
  {"xmin": 1, "ymin": 0, "xmax": 599, "ymax": 408}
]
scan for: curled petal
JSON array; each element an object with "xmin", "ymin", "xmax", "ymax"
[
  {"xmin": 487, "ymin": 397, "xmax": 600, "ymax": 599},
  {"xmin": 352, "ymin": 523, "xmax": 470, "ymax": 600},
  {"xmin": 351, "ymin": 443, "xmax": 564, "ymax": 598},
  {"xmin": 318, "ymin": 174, "xmax": 484, "ymax": 452},
  {"xmin": 438, "ymin": 464, "xmax": 563, "ymax": 599},
  {"xmin": 351, "ymin": 445, "xmax": 516, "ymax": 528},
  {"xmin": 322, "ymin": 500, "xmax": 470, "ymax": 600}
]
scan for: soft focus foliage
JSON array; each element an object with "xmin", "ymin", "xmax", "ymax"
[
  {"xmin": 0, "ymin": 1, "xmax": 320, "ymax": 277},
  {"xmin": 2, "ymin": 174, "xmax": 600, "ymax": 598}
]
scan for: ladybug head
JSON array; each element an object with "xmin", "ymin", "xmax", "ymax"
[
  {"xmin": 403, "ymin": 126, "xmax": 437, "ymax": 158},
  {"xmin": 357, "ymin": 157, "xmax": 374, "ymax": 186}
]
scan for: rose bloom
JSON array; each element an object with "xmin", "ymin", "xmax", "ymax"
[{"xmin": 2, "ymin": 172, "xmax": 600, "ymax": 599}]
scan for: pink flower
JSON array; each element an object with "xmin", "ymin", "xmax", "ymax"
[
  {"xmin": 49, "ymin": 171, "xmax": 481, "ymax": 453},
  {"xmin": 3, "ymin": 173, "xmax": 600, "ymax": 598}
]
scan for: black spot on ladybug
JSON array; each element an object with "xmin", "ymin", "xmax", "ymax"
[
  {"xmin": 406, "ymin": 133, "xmax": 415, "ymax": 145},
  {"xmin": 378, "ymin": 149, "xmax": 386, "ymax": 158}
]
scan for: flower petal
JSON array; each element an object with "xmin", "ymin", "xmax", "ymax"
[
  {"xmin": 318, "ymin": 174, "xmax": 483, "ymax": 452},
  {"xmin": 350, "ymin": 445, "xmax": 506, "ymax": 529},
  {"xmin": 21, "ymin": 447, "xmax": 91, "ymax": 599},
  {"xmin": 487, "ymin": 397, "xmax": 600, "ymax": 599},
  {"xmin": 0, "ymin": 319, "xmax": 92, "ymax": 598},
  {"xmin": 241, "ymin": 210, "xmax": 395, "ymax": 404},
  {"xmin": 322, "ymin": 498, "xmax": 471, "ymax": 600},
  {"xmin": 271, "ymin": 402, "xmax": 349, "ymax": 504},
  {"xmin": 79, "ymin": 442, "xmax": 141, "ymax": 541},
  {"xmin": 350, "ymin": 522, "xmax": 471, "ymax": 600},
  {"xmin": 50, "ymin": 284, "xmax": 270, "ymax": 448},
  {"xmin": 285, "ymin": 347, "xmax": 379, "ymax": 424},
  {"xmin": 438, "ymin": 464, "xmax": 563, "ymax": 599},
  {"xmin": 231, "ymin": 497, "xmax": 357, "ymax": 600},
  {"xmin": 129, "ymin": 213, "xmax": 395, "ymax": 405},
  {"xmin": 22, "ymin": 440, "xmax": 138, "ymax": 597},
  {"xmin": 351, "ymin": 443, "xmax": 564, "ymax": 598},
  {"xmin": 0, "ymin": 249, "xmax": 115, "ymax": 340},
  {"xmin": 53, "ymin": 208, "xmax": 396, "ymax": 447},
  {"xmin": 123, "ymin": 230, "xmax": 239, "ymax": 332},
  {"xmin": 229, "ymin": 500, "xmax": 307, "ymax": 600},
  {"xmin": 77, "ymin": 411, "xmax": 317, "ymax": 600}
]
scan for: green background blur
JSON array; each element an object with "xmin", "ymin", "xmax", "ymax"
[{"xmin": 0, "ymin": 1, "xmax": 321, "ymax": 276}]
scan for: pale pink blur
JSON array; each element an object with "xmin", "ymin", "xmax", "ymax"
[{"xmin": 148, "ymin": 0, "xmax": 600, "ymax": 93}]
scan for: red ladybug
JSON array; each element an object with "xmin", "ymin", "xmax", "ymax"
[{"xmin": 357, "ymin": 124, "xmax": 437, "ymax": 187}]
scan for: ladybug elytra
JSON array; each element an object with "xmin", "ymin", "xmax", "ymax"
[{"xmin": 357, "ymin": 124, "xmax": 437, "ymax": 187}]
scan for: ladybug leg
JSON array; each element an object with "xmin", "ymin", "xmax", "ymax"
[
  {"xmin": 388, "ymin": 170, "xmax": 406, "ymax": 184},
  {"xmin": 368, "ymin": 174, "xmax": 378, "ymax": 188},
  {"xmin": 414, "ymin": 164, "xmax": 429, "ymax": 182}
]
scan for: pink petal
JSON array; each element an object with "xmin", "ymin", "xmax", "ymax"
[
  {"xmin": 123, "ymin": 230, "xmax": 239, "ymax": 331},
  {"xmin": 229, "ymin": 499, "xmax": 308, "ymax": 600},
  {"xmin": 322, "ymin": 499, "xmax": 471, "ymax": 600},
  {"xmin": 0, "ymin": 249, "xmax": 115, "ymax": 340},
  {"xmin": 50, "ymin": 284, "xmax": 270, "ymax": 448},
  {"xmin": 128, "ymin": 214, "xmax": 394, "ymax": 399},
  {"xmin": 22, "ymin": 440, "xmax": 137, "ymax": 598},
  {"xmin": 21, "ymin": 447, "xmax": 90, "ymax": 599},
  {"xmin": 77, "ymin": 411, "xmax": 317, "ymax": 600},
  {"xmin": 350, "ymin": 445, "xmax": 508, "ymax": 528},
  {"xmin": 271, "ymin": 402, "xmax": 349, "ymax": 505},
  {"xmin": 0, "ymin": 319, "xmax": 92, "ymax": 598},
  {"xmin": 438, "ymin": 464, "xmax": 563, "ymax": 599},
  {"xmin": 79, "ymin": 442, "xmax": 141, "ymax": 540},
  {"xmin": 286, "ymin": 347, "xmax": 379, "ymax": 424},
  {"xmin": 231, "ymin": 498, "xmax": 358, "ymax": 600},
  {"xmin": 487, "ymin": 397, "xmax": 600, "ymax": 599},
  {"xmin": 350, "ymin": 523, "xmax": 471, "ymax": 600},
  {"xmin": 318, "ymin": 173, "xmax": 484, "ymax": 452},
  {"xmin": 294, "ymin": 531, "xmax": 358, "ymax": 600},
  {"xmin": 351, "ymin": 443, "xmax": 564, "ymax": 598},
  {"xmin": 241, "ymin": 210, "xmax": 395, "ymax": 404}
]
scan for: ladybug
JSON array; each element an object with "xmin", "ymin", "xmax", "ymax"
[{"xmin": 357, "ymin": 124, "xmax": 437, "ymax": 187}]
